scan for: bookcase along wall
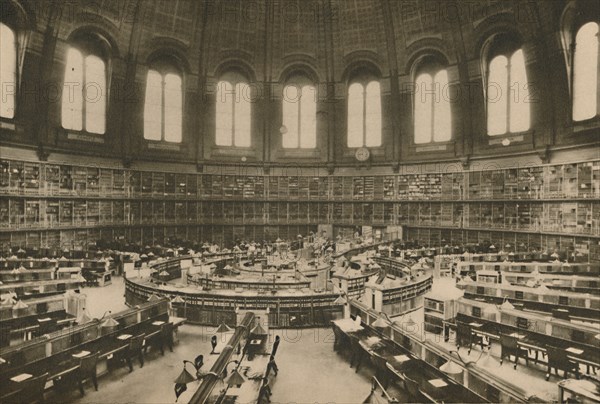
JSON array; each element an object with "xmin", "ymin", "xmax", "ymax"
[{"xmin": 0, "ymin": 158, "xmax": 598, "ymax": 260}]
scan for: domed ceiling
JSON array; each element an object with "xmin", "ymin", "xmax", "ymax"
[{"xmin": 26, "ymin": 0, "xmax": 551, "ymax": 82}]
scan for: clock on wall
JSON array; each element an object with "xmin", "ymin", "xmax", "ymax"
[{"xmin": 355, "ymin": 147, "xmax": 370, "ymax": 162}]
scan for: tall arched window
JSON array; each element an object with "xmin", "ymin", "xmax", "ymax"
[
  {"xmin": 572, "ymin": 22, "xmax": 599, "ymax": 121},
  {"xmin": 414, "ymin": 66, "xmax": 451, "ymax": 144},
  {"xmin": 486, "ymin": 47, "xmax": 530, "ymax": 136},
  {"xmin": 0, "ymin": 22, "xmax": 17, "ymax": 119},
  {"xmin": 215, "ymin": 73, "xmax": 251, "ymax": 147},
  {"xmin": 282, "ymin": 76, "xmax": 316, "ymax": 148},
  {"xmin": 347, "ymin": 78, "xmax": 381, "ymax": 148},
  {"xmin": 61, "ymin": 40, "xmax": 107, "ymax": 134},
  {"xmin": 144, "ymin": 64, "xmax": 182, "ymax": 143}
]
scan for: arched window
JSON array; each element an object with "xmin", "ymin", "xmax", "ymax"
[
  {"xmin": 414, "ymin": 66, "xmax": 451, "ymax": 144},
  {"xmin": 572, "ymin": 22, "xmax": 599, "ymax": 121},
  {"xmin": 486, "ymin": 47, "xmax": 530, "ymax": 136},
  {"xmin": 282, "ymin": 76, "xmax": 316, "ymax": 148},
  {"xmin": 0, "ymin": 22, "xmax": 17, "ymax": 119},
  {"xmin": 61, "ymin": 38, "xmax": 107, "ymax": 134},
  {"xmin": 215, "ymin": 72, "xmax": 251, "ymax": 147},
  {"xmin": 144, "ymin": 64, "xmax": 182, "ymax": 143},
  {"xmin": 347, "ymin": 78, "xmax": 381, "ymax": 148}
]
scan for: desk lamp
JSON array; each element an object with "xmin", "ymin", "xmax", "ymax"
[
  {"xmin": 226, "ymin": 369, "xmax": 245, "ymax": 388},
  {"xmin": 99, "ymin": 311, "xmax": 119, "ymax": 328}
]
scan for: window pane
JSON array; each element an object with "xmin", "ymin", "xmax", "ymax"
[
  {"xmin": 365, "ymin": 81, "xmax": 381, "ymax": 147},
  {"xmin": 84, "ymin": 55, "xmax": 106, "ymax": 134},
  {"xmin": 434, "ymin": 70, "xmax": 452, "ymax": 142},
  {"xmin": 415, "ymin": 73, "xmax": 432, "ymax": 144},
  {"xmin": 216, "ymin": 80, "xmax": 233, "ymax": 146},
  {"xmin": 487, "ymin": 55, "xmax": 508, "ymax": 135},
  {"xmin": 573, "ymin": 22, "xmax": 599, "ymax": 121},
  {"xmin": 0, "ymin": 23, "xmax": 16, "ymax": 119},
  {"xmin": 62, "ymin": 48, "xmax": 84, "ymax": 131},
  {"xmin": 300, "ymin": 85, "xmax": 316, "ymax": 148},
  {"xmin": 282, "ymin": 84, "xmax": 299, "ymax": 148},
  {"xmin": 347, "ymin": 83, "xmax": 364, "ymax": 147},
  {"xmin": 144, "ymin": 70, "xmax": 162, "ymax": 141},
  {"xmin": 509, "ymin": 50, "xmax": 530, "ymax": 133},
  {"xmin": 234, "ymin": 82, "xmax": 251, "ymax": 147},
  {"xmin": 164, "ymin": 73, "xmax": 182, "ymax": 142}
]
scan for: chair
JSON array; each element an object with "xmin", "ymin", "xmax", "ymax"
[
  {"xmin": 403, "ymin": 376, "xmax": 430, "ymax": 403},
  {"xmin": 160, "ymin": 322, "xmax": 174, "ymax": 354},
  {"xmin": 2, "ymin": 372, "xmax": 48, "ymax": 403},
  {"xmin": 370, "ymin": 353, "xmax": 390, "ymax": 389},
  {"xmin": 456, "ymin": 322, "xmax": 483, "ymax": 353},
  {"xmin": 500, "ymin": 334, "xmax": 529, "ymax": 368},
  {"xmin": 37, "ymin": 318, "xmax": 56, "ymax": 335},
  {"xmin": 78, "ymin": 352, "xmax": 99, "ymax": 396},
  {"xmin": 332, "ymin": 324, "xmax": 345, "ymax": 352},
  {"xmin": 546, "ymin": 346, "xmax": 579, "ymax": 379},
  {"xmin": 349, "ymin": 335, "xmax": 367, "ymax": 372},
  {"xmin": 125, "ymin": 335, "xmax": 145, "ymax": 372}
]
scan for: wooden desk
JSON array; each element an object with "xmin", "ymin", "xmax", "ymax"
[
  {"xmin": 335, "ymin": 319, "xmax": 482, "ymax": 402},
  {"xmin": 225, "ymin": 355, "xmax": 270, "ymax": 402},
  {"xmin": 0, "ymin": 316, "xmax": 169, "ymax": 398},
  {"xmin": 518, "ymin": 338, "xmax": 600, "ymax": 373},
  {"xmin": 385, "ymin": 355, "xmax": 417, "ymax": 379},
  {"xmin": 559, "ymin": 379, "xmax": 600, "ymax": 402},
  {"xmin": 423, "ymin": 378, "xmax": 452, "ymax": 403},
  {"xmin": 332, "ymin": 318, "xmax": 364, "ymax": 333}
]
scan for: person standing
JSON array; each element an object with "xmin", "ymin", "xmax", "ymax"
[
  {"xmin": 211, "ymin": 335, "xmax": 217, "ymax": 354},
  {"xmin": 270, "ymin": 335, "xmax": 280, "ymax": 358}
]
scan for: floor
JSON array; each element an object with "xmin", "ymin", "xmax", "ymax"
[{"xmin": 51, "ymin": 275, "xmax": 383, "ymax": 404}]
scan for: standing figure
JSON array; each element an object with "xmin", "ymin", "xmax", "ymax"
[
  {"xmin": 211, "ymin": 335, "xmax": 217, "ymax": 354},
  {"xmin": 271, "ymin": 335, "xmax": 280, "ymax": 358}
]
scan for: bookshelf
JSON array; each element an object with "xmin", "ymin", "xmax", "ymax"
[{"xmin": 0, "ymin": 158, "xmax": 598, "ymax": 254}]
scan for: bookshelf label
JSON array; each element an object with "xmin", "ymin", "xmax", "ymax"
[
  {"xmin": 148, "ymin": 142, "xmax": 181, "ymax": 151},
  {"xmin": 415, "ymin": 144, "xmax": 447, "ymax": 153},
  {"xmin": 0, "ymin": 121, "xmax": 16, "ymax": 131}
]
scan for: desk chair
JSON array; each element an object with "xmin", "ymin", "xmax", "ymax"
[
  {"xmin": 500, "ymin": 334, "xmax": 529, "ymax": 368},
  {"xmin": 547, "ymin": 346, "xmax": 579, "ymax": 379},
  {"xmin": 2, "ymin": 372, "xmax": 49, "ymax": 404},
  {"xmin": 37, "ymin": 318, "xmax": 56, "ymax": 335},
  {"xmin": 332, "ymin": 325, "xmax": 346, "ymax": 353},
  {"xmin": 160, "ymin": 322, "xmax": 174, "ymax": 354},
  {"xmin": 125, "ymin": 335, "xmax": 145, "ymax": 372},
  {"xmin": 78, "ymin": 352, "xmax": 99, "ymax": 396},
  {"xmin": 456, "ymin": 322, "xmax": 483, "ymax": 354},
  {"xmin": 349, "ymin": 335, "xmax": 367, "ymax": 372},
  {"xmin": 403, "ymin": 376, "xmax": 432, "ymax": 403},
  {"xmin": 370, "ymin": 353, "xmax": 390, "ymax": 389},
  {"xmin": 258, "ymin": 378, "xmax": 272, "ymax": 404}
]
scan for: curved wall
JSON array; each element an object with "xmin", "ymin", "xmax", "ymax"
[
  {"xmin": 0, "ymin": 0, "xmax": 597, "ymax": 166},
  {"xmin": 1, "ymin": 0, "xmax": 598, "ymax": 260}
]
